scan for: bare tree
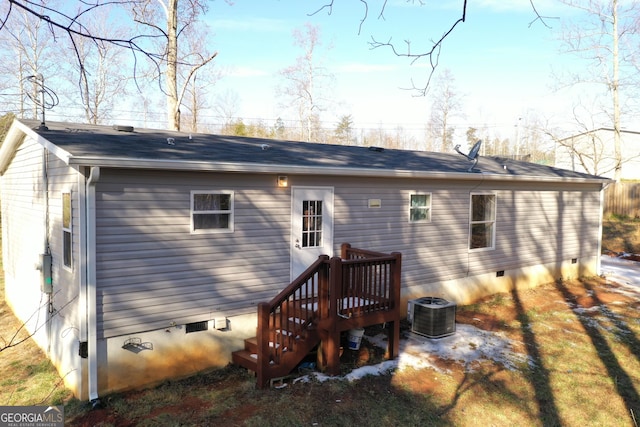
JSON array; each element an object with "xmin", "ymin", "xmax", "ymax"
[
  {"xmin": 1, "ymin": 1, "xmax": 221, "ymax": 130},
  {"xmin": 180, "ymin": 27, "xmax": 221, "ymax": 133},
  {"xmin": 58, "ymin": 6, "xmax": 129, "ymax": 124},
  {"xmin": 213, "ymin": 89, "xmax": 240, "ymax": 131},
  {"xmin": 557, "ymin": 0, "xmax": 640, "ymax": 181},
  {"xmin": 428, "ymin": 69, "xmax": 464, "ymax": 152},
  {"xmin": 131, "ymin": 0, "xmax": 218, "ymax": 131},
  {"xmin": 547, "ymin": 102, "xmax": 625, "ymax": 176},
  {"xmin": 277, "ymin": 23, "xmax": 334, "ymax": 142},
  {"xmin": 0, "ymin": 0, "xmax": 59, "ymax": 119}
]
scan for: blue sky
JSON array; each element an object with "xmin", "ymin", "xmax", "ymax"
[{"xmin": 204, "ymin": 0, "xmax": 581, "ymax": 142}]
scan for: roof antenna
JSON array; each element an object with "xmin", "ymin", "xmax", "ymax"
[
  {"xmin": 454, "ymin": 140, "xmax": 482, "ymax": 172},
  {"xmin": 25, "ymin": 74, "xmax": 59, "ymax": 131}
]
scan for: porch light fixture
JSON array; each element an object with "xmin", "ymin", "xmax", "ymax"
[{"xmin": 277, "ymin": 175, "xmax": 288, "ymax": 188}]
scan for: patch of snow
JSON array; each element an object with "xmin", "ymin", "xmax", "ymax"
[
  {"xmin": 600, "ymin": 255, "xmax": 640, "ymax": 293},
  {"xmin": 290, "ymin": 257, "xmax": 639, "ymax": 386},
  {"xmin": 293, "ymin": 323, "xmax": 532, "ymax": 385}
]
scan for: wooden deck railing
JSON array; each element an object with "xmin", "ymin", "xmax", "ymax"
[
  {"xmin": 250, "ymin": 243, "xmax": 401, "ymax": 387},
  {"xmin": 256, "ymin": 255, "xmax": 329, "ymax": 387}
]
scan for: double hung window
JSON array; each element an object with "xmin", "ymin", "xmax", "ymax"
[
  {"xmin": 62, "ymin": 192, "xmax": 72, "ymax": 268},
  {"xmin": 409, "ymin": 194, "xmax": 432, "ymax": 223},
  {"xmin": 191, "ymin": 191, "xmax": 234, "ymax": 233},
  {"xmin": 469, "ymin": 193, "xmax": 496, "ymax": 250}
]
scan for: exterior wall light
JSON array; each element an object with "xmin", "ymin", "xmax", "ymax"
[{"xmin": 277, "ymin": 175, "xmax": 288, "ymax": 188}]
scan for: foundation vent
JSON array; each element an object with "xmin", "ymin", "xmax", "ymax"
[{"xmin": 185, "ymin": 320, "xmax": 209, "ymax": 333}]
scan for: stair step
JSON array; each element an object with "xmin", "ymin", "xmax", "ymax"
[
  {"xmin": 244, "ymin": 336, "xmax": 290, "ymax": 354},
  {"xmin": 231, "ymin": 349, "xmax": 257, "ymax": 371},
  {"xmin": 244, "ymin": 337, "xmax": 258, "ymax": 353}
]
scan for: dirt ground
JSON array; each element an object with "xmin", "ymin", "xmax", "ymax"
[
  {"xmin": 64, "ymin": 274, "xmax": 640, "ymax": 426},
  {"xmin": 3, "ymin": 216, "xmax": 638, "ymax": 425}
]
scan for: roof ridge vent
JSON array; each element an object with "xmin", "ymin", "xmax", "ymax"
[
  {"xmin": 368, "ymin": 146, "xmax": 384, "ymax": 152},
  {"xmin": 113, "ymin": 125, "xmax": 134, "ymax": 132}
]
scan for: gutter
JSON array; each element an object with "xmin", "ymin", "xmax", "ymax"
[
  {"xmin": 65, "ymin": 157, "xmax": 611, "ymax": 186},
  {"xmin": 85, "ymin": 166, "xmax": 100, "ymax": 404}
]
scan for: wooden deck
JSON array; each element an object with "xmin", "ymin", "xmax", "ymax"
[{"xmin": 232, "ymin": 243, "xmax": 401, "ymax": 388}]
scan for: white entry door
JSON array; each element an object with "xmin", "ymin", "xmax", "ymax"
[{"xmin": 290, "ymin": 186, "xmax": 334, "ymax": 281}]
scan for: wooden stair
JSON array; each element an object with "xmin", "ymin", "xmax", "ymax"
[
  {"xmin": 232, "ymin": 244, "xmax": 402, "ymax": 389},
  {"xmin": 232, "ymin": 313, "xmax": 321, "ymax": 385}
]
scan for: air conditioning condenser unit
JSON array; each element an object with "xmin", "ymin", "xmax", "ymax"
[{"xmin": 408, "ymin": 297, "xmax": 456, "ymax": 338}]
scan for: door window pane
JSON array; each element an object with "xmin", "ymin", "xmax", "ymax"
[{"xmin": 302, "ymin": 200, "xmax": 322, "ymax": 248}]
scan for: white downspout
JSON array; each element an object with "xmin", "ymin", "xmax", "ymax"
[
  {"xmin": 86, "ymin": 167, "xmax": 100, "ymax": 403},
  {"xmin": 597, "ymin": 181, "xmax": 611, "ymax": 276},
  {"xmin": 77, "ymin": 170, "xmax": 87, "ymax": 398}
]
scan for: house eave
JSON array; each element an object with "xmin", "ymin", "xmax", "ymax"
[
  {"xmin": 67, "ymin": 156, "xmax": 611, "ymax": 185},
  {"xmin": 0, "ymin": 119, "xmax": 73, "ymax": 175}
]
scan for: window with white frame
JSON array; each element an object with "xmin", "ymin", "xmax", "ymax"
[
  {"xmin": 191, "ymin": 191, "xmax": 234, "ymax": 233},
  {"xmin": 409, "ymin": 193, "xmax": 432, "ymax": 222},
  {"xmin": 62, "ymin": 192, "xmax": 72, "ymax": 268},
  {"xmin": 469, "ymin": 193, "xmax": 496, "ymax": 250}
]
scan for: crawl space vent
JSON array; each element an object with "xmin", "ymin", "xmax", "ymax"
[
  {"xmin": 185, "ymin": 320, "xmax": 208, "ymax": 334},
  {"xmin": 409, "ymin": 297, "xmax": 456, "ymax": 338}
]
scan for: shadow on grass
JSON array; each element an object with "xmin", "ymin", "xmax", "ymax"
[
  {"xmin": 511, "ymin": 288, "xmax": 563, "ymax": 426},
  {"xmin": 437, "ymin": 368, "xmax": 539, "ymax": 421},
  {"xmin": 554, "ymin": 278, "xmax": 640, "ymax": 422},
  {"xmin": 583, "ymin": 280, "xmax": 640, "ymax": 364}
]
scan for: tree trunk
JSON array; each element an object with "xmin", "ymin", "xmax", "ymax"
[
  {"xmin": 612, "ymin": 0, "xmax": 622, "ymax": 181},
  {"xmin": 166, "ymin": 0, "xmax": 180, "ymax": 131}
]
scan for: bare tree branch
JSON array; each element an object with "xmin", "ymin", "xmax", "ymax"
[
  {"xmin": 313, "ymin": 1, "xmax": 557, "ymax": 96},
  {"xmin": 0, "ymin": 291, "xmax": 76, "ymax": 353},
  {"xmin": 528, "ymin": 0, "xmax": 558, "ymax": 29}
]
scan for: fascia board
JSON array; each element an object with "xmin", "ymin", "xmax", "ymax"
[
  {"xmin": 0, "ymin": 119, "xmax": 74, "ymax": 174},
  {"xmin": 67, "ymin": 156, "xmax": 611, "ymax": 185}
]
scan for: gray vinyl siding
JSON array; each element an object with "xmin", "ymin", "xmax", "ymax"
[
  {"xmin": 95, "ymin": 169, "xmax": 291, "ymax": 338},
  {"xmin": 328, "ymin": 176, "xmax": 602, "ymax": 288},
  {"xmin": 45, "ymin": 154, "xmax": 81, "ymax": 294},
  {"xmin": 1, "ymin": 137, "xmax": 46, "ymax": 278},
  {"xmin": 0, "ymin": 135, "xmax": 81, "ymax": 319},
  {"xmin": 94, "ymin": 170, "xmax": 603, "ymax": 338}
]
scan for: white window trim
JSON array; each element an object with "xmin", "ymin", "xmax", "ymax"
[
  {"xmin": 62, "ymin": 191, "xmax": 73, "ymax": 270},
  {"xmin": 468, "ymin": 192, "xmax": 497, "ymax": 252},
  {"xmin": 190, "ymin": 190, "xmax": 235, "ymax": 234},
  {"xmin": 408, "ymin": 192, "xmax": 432, "ymax": 223}
]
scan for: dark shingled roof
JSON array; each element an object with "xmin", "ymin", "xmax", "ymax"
[{"xmin": 17, "ymin": 119, "xmax": 607, "ymax": 182}]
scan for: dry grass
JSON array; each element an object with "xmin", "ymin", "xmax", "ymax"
[
  {"xmin": 1, "ymin": 218, "xmax": 639, "ymax": 426},
  {"xmin": 0, "ymin": 247, "xmax": 72, "ymax": 406},
  {"xmin": 602, "ymin": 214, "xmax": 640, "ymax": 254},
  {"xmin": 59, "ymin": 276, "xmax": 640, "ymax": 427}
]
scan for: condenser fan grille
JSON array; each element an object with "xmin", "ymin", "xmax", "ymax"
[{"xmin": 410, "ymin": 297, "xmax": 456, "ymax": 339}]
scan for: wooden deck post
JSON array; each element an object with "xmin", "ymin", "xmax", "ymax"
[
  {"xmin": 256, "ymin": 302, "xmax": 270, "ymax": 389},
  {"xmin": 388, "ymin": 252, "xmax": 402, "ymax": 360},
  {"xmin": 340, "ymin": 242, "xmax": 351, "ymax": 259},
  {"xmin": 323, "ymin": 256, "xmax": 343, "ymax": 375},
  {"xmin": 317, "ymin": 255, "xmax": 330, "ymax": 319}
]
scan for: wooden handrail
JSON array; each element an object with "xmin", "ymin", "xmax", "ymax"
[
  {"xmin": 341, "ymin": 242, "xmax": 390, "ymax": 260},
  {"xmin": 253, "ymin": 244, "xmax": 401, "ymax": 386}
]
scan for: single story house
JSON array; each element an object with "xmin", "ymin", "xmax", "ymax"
[
  {"xmin": 555, "ymin": 127, "xmax": 640, "ymax": 180},
  {"xmin": 0, "ymin": 119, "xmax": 609, "ymax": 401}
]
